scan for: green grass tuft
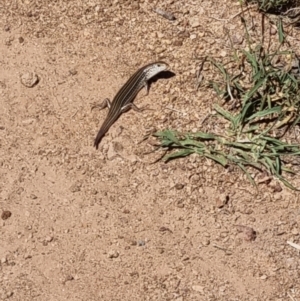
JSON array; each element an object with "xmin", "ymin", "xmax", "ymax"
[{"xmin": 153, "ymin": 15, "xmax": 300, "ymax": 190}]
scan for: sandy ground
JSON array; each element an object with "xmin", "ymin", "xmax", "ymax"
[{"xmin": 1, "ymin": 0, "xmax": 300, "ymax": 300}]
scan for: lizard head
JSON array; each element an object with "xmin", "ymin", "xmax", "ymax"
[{"xmin": 145, "ymin": 61, "xmax": 169, "ymax": 79}]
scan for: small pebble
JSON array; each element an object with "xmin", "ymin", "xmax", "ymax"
[
  {"xmin": 270, "ymin": 27, "xmax": 277, "ymax": 35},
  {"xmin": 173, "ymin": 39, "xmax": 183, "ymax": 46},
  {"xmin": 189, "ymin": 16, "xmax": 200, "ymax": 28},
  {"xmin": 24, "ymin": 254, "xmax": 32, "ymax": 259},
  {"xmin": 45, "ymin": 235, "xmax": 53, "ymax": 242},
  {"xmin": 175, "ymin": 183, "xmax": 184, "ymax": 190},
  {"xmin": 236, "ymin": 225, "xmax": 256, "ymax": 241},
  {"xmin": 216, "ymin": 194, "xmax": 228, "ymax": 208},
  {"xmin": 271, "ymin": 182, "xmax": 282, "ymax": 192},
  {"xmin": 108, "ymin": 250, "xmax": 119, "ymax": 258},
  {"xmin": 69, "ymin": 69, "xmax": 77, "ymax": 76},
  {"xmin": 20, "ymin": 72, "xmax": 39, "ymax": 88},
  {"xmin": 1, "ymin": 210, "xmax": 12, "ymax": 220},
  {"xmin": 232, "ymin": 34, "xmax": 243, "ymax": 45},
  {"xmin": 6, "ymin": 292, "xmax": 13, "ymax": 298},
  {"xmin": 202, "ymin": 239, "xmax": 210, "ymax": 246},
  {"xmin": 62, "ymin": 275, "xmax": 74, "ymax": 284},
  {"xmin": 137, "ymin": 240, "xmax": 145, "ymax": 246},
  {"xmin": 192, "ymin": 285, "xmax": 204, "ymax": 293}
]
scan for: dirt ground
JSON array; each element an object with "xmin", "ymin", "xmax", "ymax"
[{"xmin": 1, "ymin": 0, "xmax": 300, "ymax": 300}]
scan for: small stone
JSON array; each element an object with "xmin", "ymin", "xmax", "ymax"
[
  {"xmin": 270, "ymin": 27, "xmax": 277, "ymax": 35},
  {"xmin": 4, "ymin": 25, "xmax": 10, "ymax": 32},
  {"xmin": 83, "ymin": 29, "xmax": 90, "ymax": 37},
  {"xmin": 189, "ymin": 16, "xmax": 200, "ymax": 28},
  {"xmin": 5, "ymin": 37, "xmax": 13, "ymax": 46},
  {"xmin": 158, "ymin": 248, "xmax": 164, "ymax": 254},
  {"xmin": 176, "ymin": 200, "xmax": 184, "ymax": 208},
  {"xmin": 216, "ymin": 194, "xmax": 228, "ymax": 208},
  {"xmin": 173, "ymin": 39, "xmax": 183, "ymax": 46},
  {"xmin": 137, "ymin": 240, "xmax": 146, "ymax": 246},
  {"xmin": 20, "ymin": 72, "xmax": 39, "ymax": 88},
  {"xmin": 190, "ymin": 174, "xmax": 200, "ymax": 182},
  {"xmin": 202, "ymin": 239, "xmax": 210, "ymax": 246},
  {"xmin": 190, "ymin": 34, "xmax": 197, "ymax": 40},
  {"xmin": 175, "ymin": 183, "xmax": 184, "ymax": 190},
  {"xmin": 6, "ymin": 292, "xmax": 13, "ymax": 298},
  {"xmin": 271, "ymin": 182, "xmax": 282, "ymax": 192},
  {"xmin": 30, "ymin": 194, "xmax": 37, "ymax": 199},
  {"xmin": 45, "ymin": 236, "xmax": 53, "ymax": 242},
  {"xmin": 24, "ymin": 254, "xmax": 32, "ymax": 259},
  {"xmin": 69, "ymin": 69, "xmax": 77, "ymax": 76},
  {"xmin": 131, "ymin": 2, "xmax": 139, "ymax": 9},
  {"xmin": 91, "ymin": 189, "xmax": 98, "ymax": 195},
  {"xmin": 220, "ymin": 50, "xmax": 227, "ymax": 57},
  {"xmin": 1, "ymin": 257, "xmax": 7, "ymax": 264},
  {"xmin": 18, "ymin": 37, "xmax": 24, "ymax": 43},
  {"xmin": 155, "ymin": 47, "xmax": 165, "ymax": 54},
  {"xmin": 113, "ymin": 141, "xmax": 124, "ymax": 152},
  {"xmin": 215, "ymin": 223, "xmax": 221, "ymax": 229},
  {"xmin": 192, "ymin": 285, "xmax": 204, "ymax": 293},
  {"xmin": 291, "ymin": 228, "xmax": 299, "ymax": 235},
  {"xmin": 159, "ymin": 226, "xmax": 172, "ymax": 233},
  {"xmin": 1, "ymin": 210, "xmax": 12, "ymax": 220},
  {"xmin": 236, "ymin": 225, "xmax": 256, "ymax": 241},
  {"xmin": 106, "ymin": 143, "xmax": 118, "ymax": 160},
  {"xmin": 70, "ymin": 183, "xmax": 81, "ymax": 193},
  {"xmin": 63, "ymin": 275, "xmax": 74, "ymax": 284},
  {"xmin": 22, "ymin": 118, "xmax": 35, "ymax": 125},
  {"xmin": 232, "ymin": 34, "xmax": 243, "ymax": 45},
  {"xmin": 125, "ymin": 154, "xmax": 138, "ymax": 164},
  {"xmin": 108, "ymin": 250, "xmax": 119, "ymax": 259}
]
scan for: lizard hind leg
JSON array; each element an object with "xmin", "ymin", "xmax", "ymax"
[
  {"xmin": 91, "ymin": 98, "xmax": 112, "ymax": 111},
  {"xmin": 121, "ymin": 102, "xmax": 150, "ymax": 113}
]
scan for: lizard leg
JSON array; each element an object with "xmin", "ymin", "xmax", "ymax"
[
  {"xmin": 121, "ymin": 102, "xmax": 150, "ymax": 113},
  {"xmin": 144, "ymin": 81, "xmax": 150, "ymax": 96},
  {"xmin": 91, "ymin": 98, "xmax": 111, "ymax": 111}
]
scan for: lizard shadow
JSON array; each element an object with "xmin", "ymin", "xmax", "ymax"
[{"xmin": 148, "ymin": 70, "xmax": 175, "ymax": 89}]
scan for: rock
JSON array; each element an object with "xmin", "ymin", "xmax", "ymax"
[
  {"xmin": 192, "ymin": 285, "xmax": 204, "ymax": 293},
  {"xmin": 1, "ymin": 210, "xmax": 12, "ymax": 220},
  {"xmin": 20, "ymin": 72, "xmax": 39, "ymax": 88},
  {"xmin": 236, "ymin": 225, "xmax": 256, "ymax": 241},
  {"xmin": 108, "ymin": 250, "xmax": 119, "ymax": 259},
  {"xmin": 175, "ymin": 183, "xmax": 184, "ymax": 190},
  {"xmin": 189, "ymin": 16, "xmax": 200, "ymax": 28}
]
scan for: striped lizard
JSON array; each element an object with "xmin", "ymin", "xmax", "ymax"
[{"xmin": 93, "ymin": 61, "xmax": 168, "ymax": 149}]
